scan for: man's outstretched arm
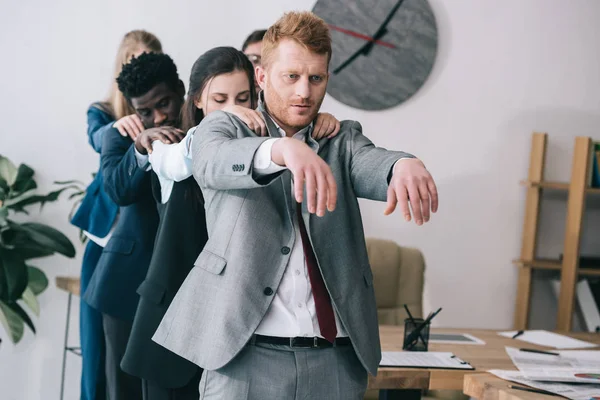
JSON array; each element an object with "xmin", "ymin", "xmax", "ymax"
[{"xmin": 347, "ymin": 121, "xmax": 438, "ymax": 225}]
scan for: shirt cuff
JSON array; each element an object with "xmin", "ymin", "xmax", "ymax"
[
  {"xmin": 134, "ymin": 147, "xmax": 151, "ymax": 171},
  {"xmin": 253, "ymin": 138, "xmax": 287, "ymax": 175}
]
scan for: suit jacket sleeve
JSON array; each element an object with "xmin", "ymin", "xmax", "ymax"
[
  {"xmin": 348, "ymin": 121, "xmax": 416, "ymax": 201},
  {"xmin": 192, "ymin": 111, "xmax": 278, "ymax": 190},
  {"xmin": 87, "ymin": 104, "xmax": 115, "ymax": 154},
  {"xmin": 101, "ymin": 127, "xmax": 148, "ymax": 206}
]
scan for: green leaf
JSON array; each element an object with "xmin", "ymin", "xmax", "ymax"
[
  {"xmin": 1, "ymin": 224, "xmax": 54, "ymax": 259},
  {"xmin": 0, "ymin": 155, "xmax": 18, "ymax": 186},
  {"xmin": 21, "ymin": 287, "xmax": 39, "ymax": 316},
  {"xmin": 8, "ymin": 302, "xmax": 35, "ymax": 334},
  {"xmin": 0, "ymin": 183, "xmax": 7, "ymax": 202},
  {"xmin": 0, "ymin": 250, "xmax": 28, "ymax": 302},
  {"xmin": 15, "ymin": 222, "xmax": 75, "ymax": 258},
  {"xmin": 54, "ymin": 179, "xmax": 85, "ymax": 186},
  {"xmin": 0, "ymin": 300, "xmax": 24, "ymax": 343},
  {"xmin": 27, "ymin": 266, "xmax": 48, "ymax": 295},
  {"xmin": 4, "ymin": 185, "xmax": 78, "ymax": 212},
  {"xmin": 10, "ymin": 164, "xmax": 36, "ymax": 198},
  {"xmin": 68, "ymin": 191, "xmax": 85, "ymax": 200},
  {"xmin": 0, "ymin": 206, "xmax": 7, "ymax": 226}
]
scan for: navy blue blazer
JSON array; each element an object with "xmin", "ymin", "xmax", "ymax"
[
  {"xmin": 83, "ymin": 126, "xmax": 159, "ymax": 321},
  {"xmin": 71, "ymin": 104, "xmax": 119, "ymax": 237}
]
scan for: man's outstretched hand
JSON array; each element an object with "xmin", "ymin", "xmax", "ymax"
[
  {"xmin": 385, "ymin": 159, "xmax": 438, "ymax": 225},
  {"xmin": 271, "ymin": 137, "xmax": 337, "ymax": 217}
]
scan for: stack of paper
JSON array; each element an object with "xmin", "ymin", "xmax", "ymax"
[
  {"xmin": 489, "ymin": 370, "xmax": 600, "ymax": 400},
  {"xmin": 505, "ymin": 347, "xmax": 600, "ymax": 384},
  {"xmin": 490, "ymin": 346, "xmax": 600, "ymax": 399}
]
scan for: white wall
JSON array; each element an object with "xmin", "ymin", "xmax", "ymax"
[{"xmin": 2, "ymin": 0, "xmax": 600, "ymax": 399}]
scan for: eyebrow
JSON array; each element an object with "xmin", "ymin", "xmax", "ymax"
[{"xmin": 211, "ymin": 90, "xmax": 251, "ymax": 96}]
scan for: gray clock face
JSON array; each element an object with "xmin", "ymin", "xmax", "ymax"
[{"xmin": 312, "ymin": 0, "xmax": 438, "ymax": 110}]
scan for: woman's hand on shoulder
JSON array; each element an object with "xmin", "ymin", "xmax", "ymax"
[
  {"xmin": 222, "ymin": 105, "xmax": 267, "ymax": 137},
  {"xmin": 113, "ymin": 114, "xmax": 144, "ymax": 140},
  {"xmin": 312, "ymin": 113, "xmax": 340, "ymax": 140}
]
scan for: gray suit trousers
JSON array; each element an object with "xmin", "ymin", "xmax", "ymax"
[{"xmin": 198, "ymin": 342, "xmax": 367, "ymax": 400}]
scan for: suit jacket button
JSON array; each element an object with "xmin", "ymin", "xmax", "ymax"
[
  {"xmin": 281, "ymin": 246, "xmax": 290, "ymax": 255},
  {"xmin": 263, "ymin": 287, "xmax": 273, "ymax": 296}
]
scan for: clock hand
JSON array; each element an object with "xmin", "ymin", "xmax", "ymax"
[
  {"xmin": 328, "ymin": 24, "xmax": 396, "ymax": 49},
  {"xmin": 362, "ymin": 0, "xmax": 405, "ymax": 56},
  {"xmin": 332, "ymin": 0, "xmax": 406, "ymax": 74}
]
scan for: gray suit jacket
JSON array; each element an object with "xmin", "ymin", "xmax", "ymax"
[{"xmin": 153, "ymin": 104, "xmax": 414, "ymax": 376}]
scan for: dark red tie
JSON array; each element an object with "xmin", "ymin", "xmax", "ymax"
[{"xmin": 296, "ymin": 203, "xmax": 337, "ymax": 343}]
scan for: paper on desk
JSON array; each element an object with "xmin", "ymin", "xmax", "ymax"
[
  {"xmin": 489, "ymin": 369, "xmax": 600, "ymax": 400},
  {"xmin": 505, "ymin": 346, "xmax": 600, "ymax": 384},
  {"xmin": 499, "ymin": 330, "xmax": 598, "ymax": 349},
  {"xmin": 380, "ymin": 352, "xmax": 474, "ymax": 369}
]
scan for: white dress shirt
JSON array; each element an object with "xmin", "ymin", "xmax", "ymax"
[
  {"xmin": 252, "ymin": 120, "xmax": 349, "ymax": 339},
  {"xmin": 134, "ymin": 127, "xmax": 195, "ymax": 204}
]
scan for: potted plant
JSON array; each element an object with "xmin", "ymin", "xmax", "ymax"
[{"xmin": 0, "ymin": 154, "xmax": 80, "ymax": 343}]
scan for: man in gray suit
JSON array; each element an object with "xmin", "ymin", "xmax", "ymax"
[{"xmin": 154, "ymin": 10, "xmax": 438, "ymax": 399}]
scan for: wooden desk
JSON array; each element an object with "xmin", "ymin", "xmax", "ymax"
[
  {"xmin": 464, "ymin": 374, "xmax": 557, "ymax": 400},
  {"xmin": 373, "ymin": 326, "xmax": 600, "ymax": 398}
]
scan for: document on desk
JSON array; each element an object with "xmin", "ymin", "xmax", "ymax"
[
  {"xmin": 380, "ymin": 352, "xmax": 474, "ymax": 370},
  {"xmin": 506, "ymin": 346, "xmax": 600, "ymax": 384},
  {"xmin": 489, "ymin": 369, "xmax": 600, "ymax": 400},
  {"xmin": 499, "ymin": 330, "xmax": 598, "ymax": 349}
]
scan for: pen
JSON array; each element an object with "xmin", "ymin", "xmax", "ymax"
[
  {"xmin": 512, "ymin": 330, "xmax": 524, "ymax": 339},
  {"xmin": 508, "ymin": 385, "xmax": 557, "ymax": 396},
  {"xmin": 519, "ymin": 348, "xmax": 560, "ymax": 356}
]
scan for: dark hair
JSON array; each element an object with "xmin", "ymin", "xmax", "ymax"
[
  {"xmin": 180, "ymin": 46, "xmax": 257, "ymax": 131},
  {"xmin": 116, "ymin": 52, "xmax": 180, "ymax": 100},
  {"xmin": 241, "ymin": 29, "xmax": 267, "ymax": 51}
]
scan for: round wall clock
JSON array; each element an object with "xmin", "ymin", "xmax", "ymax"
[{"xmin": 312, "ymin": 0, "xmax": 438, "ymax": 111}]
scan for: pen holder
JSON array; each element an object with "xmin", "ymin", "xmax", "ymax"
[{"xmin": 403, "ymin": 318, "xmax": 430, "ymax": 352}]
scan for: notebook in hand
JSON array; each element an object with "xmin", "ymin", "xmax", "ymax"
[{"xmin": 380, "ymin": 352, "xmax": 475, "ymax": 370}]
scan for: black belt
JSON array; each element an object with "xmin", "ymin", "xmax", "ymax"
[{"xmin": 251, "ymin": 334, "xmax": 351, "ymax": 349}]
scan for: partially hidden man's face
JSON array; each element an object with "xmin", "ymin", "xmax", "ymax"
[
  {"xmin": 130, "ymin": 81, "xmax": 185, "ymax": 129},
  {"xmin": 256, "ymin": 39, "xmax": 329, "ymax": 135}
]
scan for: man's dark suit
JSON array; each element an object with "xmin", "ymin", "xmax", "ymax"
[{"xmin": 84, "ymin": 127, "xmax": 159, "ymax": 400}]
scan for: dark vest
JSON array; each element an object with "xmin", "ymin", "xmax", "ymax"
[{"xmin": 121, "ymin": 174, "xmax": 207, "ymax": 388}]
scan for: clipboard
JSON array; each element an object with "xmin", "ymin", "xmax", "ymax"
[{"xmin": 379, "ymin": 351, "xmax": 475, "ymax": 370}]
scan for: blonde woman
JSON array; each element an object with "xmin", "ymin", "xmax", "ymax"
[{"xmin": 71, "ymin": 30, "xmax": 161, "ymax": 400}]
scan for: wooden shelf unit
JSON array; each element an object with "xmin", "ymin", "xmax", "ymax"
[{"xmin": 513, "ymin": 132, "xmax": 600, "ymax": 331}]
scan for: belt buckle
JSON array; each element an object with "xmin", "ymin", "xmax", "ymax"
[{"xmin": 290, "ymin": 337, "xmax": 318, "ymax": 348}]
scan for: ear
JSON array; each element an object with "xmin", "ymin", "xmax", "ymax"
[
  {"xmin": 255, "ymin": 65, "xmax": 267, "ymax": 90},
  {"xmin": 193, "ymin": 94, "xmax": 203, "ymax": 111}
]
